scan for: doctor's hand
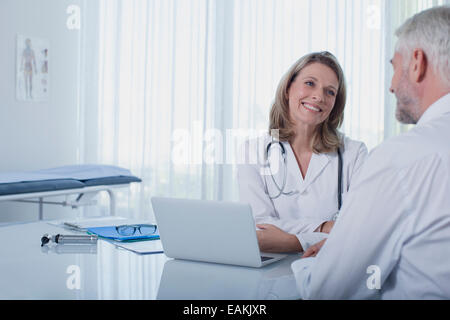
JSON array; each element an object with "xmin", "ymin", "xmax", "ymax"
[
  {"xmin": 302, "ymin": 239, "xmax": 327, "ymax": 258},
  {"xmin": 256, "ymin": 224, "xmax": 303, "ymax": 253}
]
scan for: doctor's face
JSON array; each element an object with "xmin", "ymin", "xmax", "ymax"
[{"xmin": 287, "ymin": 62, "xmax": 339, "ymax": 130}]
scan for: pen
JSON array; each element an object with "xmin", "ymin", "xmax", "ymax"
[
  {"xmin": 41, "ymin": 233, "xmax": 98, "ymax": 246},
  {"xmin": 63, "ymin": 222, "xmax": 86, "ymax": 232}
]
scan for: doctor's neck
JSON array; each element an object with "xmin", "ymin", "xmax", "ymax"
[{"xmin": 289, "ymin": 124, "xmax": 317, "ymax": 153}]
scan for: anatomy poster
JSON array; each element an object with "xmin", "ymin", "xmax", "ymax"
[{"xmin": 16, "ymin": 35, "xmax": 49, "ymax": 102}]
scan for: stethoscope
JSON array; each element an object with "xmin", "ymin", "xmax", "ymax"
[{"xmin": 262, "ymin": 139, "xmax": 343, "ymax": 210}]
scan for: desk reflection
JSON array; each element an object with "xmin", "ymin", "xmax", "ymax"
[
  {"xmin": 157, "ymin": 255, "xmax": 301, "ymax": 300},
  {"xmin": 97, "ymin": 240, "xmax": 168, "ymax": 299},
  {"xmin": 41, "ymin": 244, "xmax": 97, "ymax": 255}
]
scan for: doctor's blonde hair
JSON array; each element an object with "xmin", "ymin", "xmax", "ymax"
[{"xmin": 269, "ymin": 51, "xmax": 346, "ymax": 154}]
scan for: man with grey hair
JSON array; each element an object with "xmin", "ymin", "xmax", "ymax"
[{"xmin": 291, "ymin": 5, "xmax": 450, "ymax": 299}]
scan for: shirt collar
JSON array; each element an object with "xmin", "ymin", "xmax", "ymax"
[
  {"xmin": 282, "ymin": 141, "xmax": 331, "ymax": 191},
  {"xmin": 417, "ymin": 93, "xmax": 450, "ymax": 126}
]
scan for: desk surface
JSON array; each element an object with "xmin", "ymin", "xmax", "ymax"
[{"xmin": 0, "ymin": 219, "xmax": 301, "ymax": 300}]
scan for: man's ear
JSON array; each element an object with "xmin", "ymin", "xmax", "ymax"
[{"xmin": 409, "ymin": 49, "xmax": 427, "ymax": 83}]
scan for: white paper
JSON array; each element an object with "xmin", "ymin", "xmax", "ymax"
[{"xmin": 109, "ymin": 239, "xmax": 164, "ymax": 255}]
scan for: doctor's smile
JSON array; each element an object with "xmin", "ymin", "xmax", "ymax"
[{"xmin": 301, "ymin": 102, "xmax": 322, "ymax": 113}]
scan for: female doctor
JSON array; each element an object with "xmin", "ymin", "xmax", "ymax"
[{"xmin": 237, "ymin": 51, "xmax": 368, "ymax": 253}]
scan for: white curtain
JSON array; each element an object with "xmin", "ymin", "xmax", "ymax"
[
  {"xmin": 92, "ymin": 0, "xmax": 448, "ymax": 220},
  {"xmin": 94, "ymin": 0, "xmax": 217, "ymax": 219}
]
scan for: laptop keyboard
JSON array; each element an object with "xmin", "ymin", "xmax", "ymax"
[{"xmin": 261, "ymin": 256, "xmax": 274, "ymax": 262}]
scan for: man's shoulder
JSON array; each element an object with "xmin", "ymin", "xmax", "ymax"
[{"xmin": 368, "ymin": 124, "xmax": 447, "ymax": 171}]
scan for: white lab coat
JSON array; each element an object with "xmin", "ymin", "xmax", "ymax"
[
  {"xmin": 291, "ymin": 93, "xmax": 450, "ymax": 299},
  {"xmin": 236, "ymin": 134, "xmax": 368, "ymax": 251}
]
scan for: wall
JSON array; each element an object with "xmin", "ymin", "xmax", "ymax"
[{"xmin": 0, "ymin": 0, "xmax": 99, "ymax": 223}]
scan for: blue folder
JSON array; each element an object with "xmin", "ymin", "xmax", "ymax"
[{"xmin": 87, "ymin": 226, "xmax": 160, "ymax": 242}]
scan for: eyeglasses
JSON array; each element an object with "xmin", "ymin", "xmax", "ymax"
[{"xmin": 115, "ymin": 224, "xmax": 157, "ymax": 236}]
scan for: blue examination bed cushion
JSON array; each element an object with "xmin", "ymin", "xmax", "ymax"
[{"xmin": 0, "ymin": 165, "xmax": 141, "ymax": 196}]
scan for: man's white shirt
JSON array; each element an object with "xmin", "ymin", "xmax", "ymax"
[{"xmin": 291, "ymin": 93, "xmax": 450, "ymax": 299}]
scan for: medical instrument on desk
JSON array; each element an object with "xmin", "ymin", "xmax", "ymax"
[
  {"xmin": 40, "ymin": 233, "xmax": 98, "ymax": 246},
  {"xmin": 262, "ymin": 139, "xmax": 343, "ymax": 210}
]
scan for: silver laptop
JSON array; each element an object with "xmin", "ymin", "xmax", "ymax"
[{"xmin": 151, "ymin": 197, "xmax": 287, "ymax": 268}]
